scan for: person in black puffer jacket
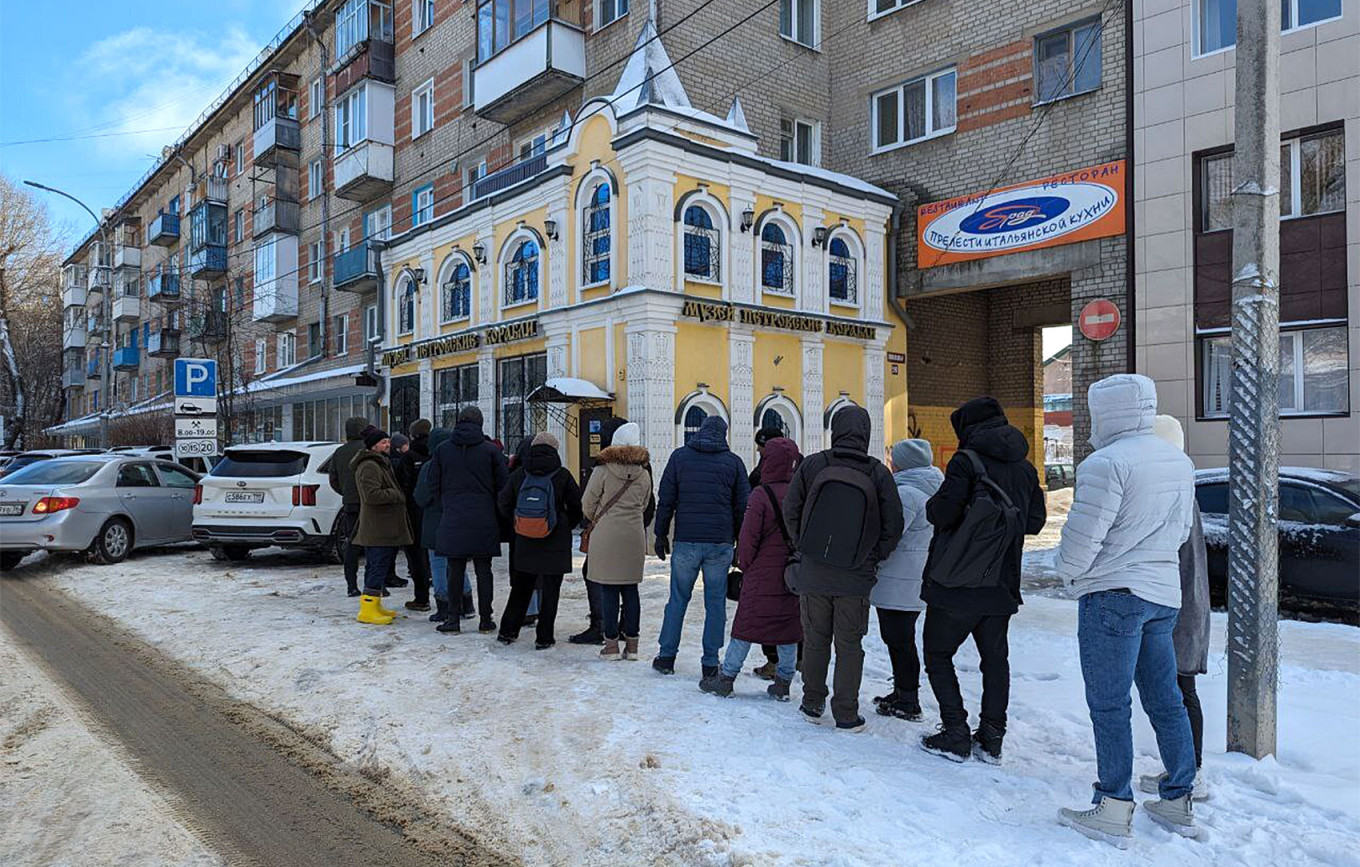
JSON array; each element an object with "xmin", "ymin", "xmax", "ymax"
[
  {"xmin": 497, "ymin": 432, "xmax": 583, "ymax": 648},
  {"xmin": 393, "ymin": 419, "xmax": 433, "ymax": 611},
  {"xmin": 919, "ymin": 396, "xmax": 1046, "ymax": 764},
  {"xmin": 328, "ymin": 415, "xmax": 370, "ymax": 597}
]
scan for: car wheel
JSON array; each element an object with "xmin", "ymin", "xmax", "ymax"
[
  {"xmin": 89, "ymin": 519, "xmax": 133, "ymax": 565},
  {"xmin": 324, "ymin": 518, "xmax": 348, "ymax": 565},
  {"xmin": 0, "ymin": 551, "xmax": 25, "ymax": 572},
  {"xmin": 216, "ymin": 545, "xmax": 252, "ymax": 562}
]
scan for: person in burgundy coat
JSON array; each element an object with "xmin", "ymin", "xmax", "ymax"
[{"xmin": 701, "ymin": 436, "xmax": 803, "ymax": 701}]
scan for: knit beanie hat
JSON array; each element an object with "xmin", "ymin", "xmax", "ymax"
[
  {"xmin": 364, "ymin": 428, "xmax": 390, "ymax": 449},
  {"xmin": 390, "ymin": 433, "xmax": 410, "ymax": 452},
  {"xmin": 532, "ymin": 431, "xmax": 560, "ymax": 450},
  {"xmin": 890, "ymin": 438, "xmax": 934, "ymax": 471},
  {"xmin": 345, "ymin": 416, "xmax": 370, "ymax": 440},
  {"xmin": 409, "ymin": 418, "xmax": 432, "ymax": 438},
  {"xmin": 610, "ymin": 422, "xmax": 642, "ymax": 448},
  {"xmin": 755, "ymin": 426, "xmax": 785, "ymax": 447}
]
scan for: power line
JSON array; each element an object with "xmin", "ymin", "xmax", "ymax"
[{"xmin": 1, "ymin": 126, "xmax": 188, "ymax": 148}]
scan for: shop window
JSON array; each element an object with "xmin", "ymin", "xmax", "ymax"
[
  {"xmin": 760, "ymin": 221, "xmax": 794, "ymax": 295},
  {"xmin": 504, "ymin": 237, "xmax": 540, "ymax": 306},
  {"xmin": 582, "ymin": 182, "xmax": 611, "ymax": 286},
  {"xmin": 437, "ymin": 364, "xmax": 480, "ymax": 428},
  {"xmin": 683, "ymin": 205, "xmax": 720, "ymax": 281},
  {"xmin": 1200, "ymin": 325, "xmax": 1348, "ymax": 417},
  {"xmin": 442, "ymin": 260, "xmax": 472, "ymax": 322},
  {"xmin": 872, "ymin": 68, "xmax": 955, "ymax": 152},
  {"xmin": 1034, "ymin": 18, "xmax": 1102, "ymax": 104},
  {"xmin": 828, "ymin": 236, "xmax": 857, "ymax": 305},
  {"xmin": 397, "ymin": 277, "xmax": 416, "ymax": 335},
  {"xmin": 1200, "ymin": 128, "xmax": 1345, "ymax": 231},
  {"xmin": 499, "ymin": 353, "xmax": 547, "ymax": 454}
]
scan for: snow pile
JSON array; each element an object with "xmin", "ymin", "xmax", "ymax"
[{"xmin": 25, "ymin": 548, "xmax": 1360, "ymax": 866}]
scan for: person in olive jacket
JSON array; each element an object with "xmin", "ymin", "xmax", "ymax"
[
  {"xmin": 352, "ymin": 430, "xmax": 413, "ymax": 624},
  {"xmin": 496, "ymin": 432, "xmax": 583, "ymax": 649},
  {"xmin": 328, "ymin": 415, "xmax": 370, "ymax": 597}
]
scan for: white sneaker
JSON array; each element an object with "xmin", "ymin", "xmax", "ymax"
[
  {"xmin": 1144, "ymin": 795, "xmax": 1206, "ymax": 841},
  {"xmin": 1058, "ymin": 797, "xmax": 1136, "ymax": 849},
  {"xmin": 1138, "ymin": 770, "xmax": 1210, "ymax": 801}
]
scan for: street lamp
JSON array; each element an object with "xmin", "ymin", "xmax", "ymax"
[{"xmin": 24, "ymin": 180, "xmax": 113, "ymax": 449}]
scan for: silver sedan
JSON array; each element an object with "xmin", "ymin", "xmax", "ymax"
[{"xmin": 0, "ymin": 455, "xmax": 201, "ymax": 570}]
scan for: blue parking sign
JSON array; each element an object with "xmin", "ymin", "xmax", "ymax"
[{"xmin": 174, "ymin": 358, "xmax": 217, "ymax": 398}]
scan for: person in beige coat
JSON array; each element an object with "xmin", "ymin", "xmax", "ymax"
[{"xmin": 580, "ymin": 422, "xmax": 655, "ymax": 660}]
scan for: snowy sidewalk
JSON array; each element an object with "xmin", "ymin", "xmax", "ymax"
[{"xmin": 23, "ymin": 546, "xmax": 1360, "ymax": 866}]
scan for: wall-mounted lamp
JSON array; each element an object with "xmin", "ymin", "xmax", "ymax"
[
  {"xmin": 544, "ymin": 218, "xmax": 558, "ymax": 241},
  {"xmin": 472, "ymin": 242, "xmax": 487, "ymax": 265},
  {"xmin": 812, "ymin": 226, "xmax": 828, "ymax": 248},
  {"xmin": 740, "ymin": 207, "xmax": 755, "ymax": 233}
]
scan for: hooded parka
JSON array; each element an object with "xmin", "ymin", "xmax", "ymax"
[
  {"xmin": 870, "ymin": 440, "xmax": 944, "ymax": 612},
  {"xmin": 497, "ymin": 444, "xmax": 584, "ymax": 575},
  {"xmin": 351, "ymin": 449, "xmax": 414, "ymax": 548},
  {"xmin": 413, "ymin": 428, "xmax": 452, "ymax": 549},
  {"xmin": 732, "ymin": 437, "xmax": 804, "ymax": 644},
  {"xmin": 653, "ymin": 416, "xmax": 750, "ymax": 545},
  {"xmin": 427, "ymin": 419, "xmax": 510, "ymax": 558},
  {"xmin": 580, "ymin": 444, "xmax": 655, "ymax": 584}
]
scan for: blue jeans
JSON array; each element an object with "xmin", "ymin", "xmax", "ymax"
[
  {"xmin": 427, "ymin": 550, "xmax": 469, "ymax": 601},
  {"xmin": 1078, "ymin": 590, "xmax": 1196, "ymax": 803},
  {"xmin": 527, "ymin": 589, "xmax": 540, "ymax": 617},
  {"xmin": 363, "ymin": 546, "xmax": 398, "ymax": 595},
  {"xmin": 722, "ymin": 639, "xmax": 796, "ymax": 682},
  {"xmin": 658, "ymin": 541, "xmax": 732, "ymax": 667}
]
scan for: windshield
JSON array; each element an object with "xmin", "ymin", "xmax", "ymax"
[
  {"xmin": 1329, "ymin": 478, "xmax": 1360, "ymax": 502},
  {"xmin": 0, "ymin": 455, "xmax": 51, "ymax": 476},
  {"xmin": 2, "ymin": 459, "xmax": 104, "ymax": 486},
  {"xmin": 211, "ymin": 450, "xmax": 310, "ymax": 478}
]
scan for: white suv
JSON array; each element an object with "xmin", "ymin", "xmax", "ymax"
[{"xmin": 192, "ymin": 441, "xmax": 344, "ymax": 561}]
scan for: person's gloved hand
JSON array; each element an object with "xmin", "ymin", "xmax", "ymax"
[
  {"xmin": 654, "ymin": 535, "xmax": 670, "ymax": 561},
  {"xmin": 732, "ymin": 547, "xmax": 740, "ymax": 567}
]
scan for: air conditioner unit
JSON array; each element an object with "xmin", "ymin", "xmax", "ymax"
[{"xmin": 217, "ymin": 144, "xmax": 231, "ymax": 161}]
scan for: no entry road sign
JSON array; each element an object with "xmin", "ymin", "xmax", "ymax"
[{"xmin": 1079, "ymin": 299, "xmax": 1122, "ymax": 341}]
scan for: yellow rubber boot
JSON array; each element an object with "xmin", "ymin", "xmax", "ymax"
[
  {"xmin": 375, "ymin": 593, "xmax": 399, "ymax": 618},
  {"xmin": 357, "ymin": 595, "xmax": 395, "ymax": 625}
]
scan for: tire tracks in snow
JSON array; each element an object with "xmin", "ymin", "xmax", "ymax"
[{"xmin": 0, "ymin": 577, "xmax": 519, "ymax": 867}]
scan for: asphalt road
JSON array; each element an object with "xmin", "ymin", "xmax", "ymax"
[{"xmin": 0, "ymin": 577, "xmax": 517, "ymax": 867}]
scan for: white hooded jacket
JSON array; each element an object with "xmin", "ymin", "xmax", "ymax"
[{"xmin": 1055, "ymin": 374, "xmax": 1195, "ymax": 608}]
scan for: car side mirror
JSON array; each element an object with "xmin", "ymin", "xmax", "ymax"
[{"xmin": 1345, "ymin": 513, "xmax": 1360, "ymax": 530}]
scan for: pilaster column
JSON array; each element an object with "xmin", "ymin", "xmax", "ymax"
[
  {"xmin": 545, "ymin": 331, "xmax": 570, "ymax": 453},
  {"xmin": 617, "ymin": 155, "xmax": 675, "ymax": 292},
  {"xmin": 801, "ymin": 205, "xmax": 825, "ymax": 315},
  {"xmin": 864, "ymin": 342, "xmax": 887, "ymax": 461},
  {"xmin": 419, "ymin": 360, "xmax": 435, "ymax": 423},
  {"xmin": 477, "ymin": 345, "xmax": 496, "ymax": 437},
  {"xmin": 728, "ymin": 176, "xmax": 758, "ymax": 303},
  {"xmin": 625, "ymin": 322, "xmax": 677, "ymax": 476},
  {"xmin": 729, "ymin": 327, "xmax": 756, "ymax": 467},
  {"xmin": 547, "ymin": 202, "xmax": 568, "ymax": 309},
  {"xmin": 801, "ymin": 338, "xmax": 825, "ymax": 454},
  {"xmin": 864, "ymin": 224, "xmax": 886, "ymax": 322},
  {"xmin": 474, "ymin": 226, "xmax": 495, "ymax": 326}
]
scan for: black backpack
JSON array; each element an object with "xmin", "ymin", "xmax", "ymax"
[
  {"xmin": 796, "ymin": 453, "xmax": 882, "ymax": 570},
  {"xmin": 926, "ymin": 449, "xmax": 1022, "ymax": 589}
]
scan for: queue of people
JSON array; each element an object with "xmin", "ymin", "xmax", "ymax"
[{"xmin": 333, "ymin": 371, "xmax": 1209, "ymax": 847}]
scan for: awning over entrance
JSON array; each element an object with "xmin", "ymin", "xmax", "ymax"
[{"xmin": 527, "ymin": 377, "xmax": 614, "ymax": 438}]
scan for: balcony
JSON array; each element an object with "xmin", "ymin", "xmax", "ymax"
[
  {"xmin": 192, "ymin": 175, "xmax": 229, "ymax": 206},
  {"xmin": 252, "ymin": 234, "xmax": 299, "ymax": 322},
  {"xmin": 333, "ymin": 243, "xmax": 379, "ymax": 293},
  {"xmin": 335, "ymin": 140, "xmax": 394, "ymax": 202},
  {"xmin": 254, "ymin": 116, "xmax": 301, "ymax": 166},
  {"xmin": 113, "ymin": 244, "xmax": 141, "ymax": 272},
  {"xmin": 147, "ymin": 270, "xmax": 182, "ymax": 304},
  {"xmin": 187, "ymin": 308, "xmax": 228, "ymax": 343},
  {"xmin": 474, "ymin": 18, "xmax": 585, "ymax": 125},
  {"xmin": 63, "ymin": 320, "xmax": 87, "ymax": 350},
  {"xmin": 147, "ymin": 213, "xmax": 180, "ymax": 246},
  {"xmin": 86, "ymin": 266, "xmax": 109, "ymax": 295},
  {"xmin": 147, "ymin": 328, "xmax": 181, "ymax": 358},
  {"xmin": 63, "ymin": 367, "xmax": 86, "ymax": 389},
  {"xmin": 332, "ymin": 4, "xmax": 395, "ymax": 90},
  {"xmin": 113, "ymin": 346, "xmax": 139, "ymax": 371},
  {"xmin": 253, "ymin": 199, "xmax": 300, "ymax": 237},
  {"xmin": 112, "ymin": 291, "xmax": 141, "ymax": 323},
  {"xmin": 190, "ymin": 245, "xmax": 228, "ymax": 279},
  {"xmin": 473, "ymin": 153, "xmax": 548, "ymax": 200},
  {"xmin": 63, "ymin": 281, "xmax": 87, "ymax": 309}
]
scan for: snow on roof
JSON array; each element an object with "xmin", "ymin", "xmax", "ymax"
[
  {"xmin": 746, "ymin": 153, "xmax": 896, "ymax": 200},
  {"xmin": 726, "ymin": 97, "xmax": 750, "ymax": 133},
  {"xmin": 610, "ymin": 18, "xmax": 692, "ymax": 111},
  {"xmin": 529, "ymin": 377, "xmax": 614, "ymax": 403},
  {"xmin": 248, "ymin": 363, "xmax": 367, "ymax": 394}
]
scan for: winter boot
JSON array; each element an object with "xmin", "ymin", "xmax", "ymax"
[
  {"xmin": 600, "ymin": 638, "xmax": 622, "ymax": 660},
  {"xmin": 875, "ymin": 691, "xmax": 923, "ymax": 721},
  {"xmin": 699, "ymin": 673, "xmax": 735, "ymax": 697},
  {"xmin": 701, "ymin": 664, "xmax": 720, "ymax": 679},
  {"xmin": 357, "ymin": 596, "xmax": 395, "ymax": 625},
  {"xmin": 406, "ymin": 599, "xmax": 431, "ymax": 612},
  {"xmin": 752, "ymin": 660, "xmax": 778, "ymax": 681},
  {"xmin": 652, "ymin": 655, "xmax": 676, "ymax": 675},
  {"xmin": 972, "ymin": 720, "xmax": 1005, "ymax": 765},
  {"xmin": 346, "ymin": 584, "xmax": 361, "ymax": 598},
  {"xmin": 1139, "ymin": 770, "xmax": 1210, "ymax": 802},
  {"xmin": 461, "ymin": 593, "xmax": 476, "ymax": 619},
  {"xmin": 436, "ymin": 615, "xmax": 461, "ymax": 634},
  {"xmin": 767, "ymin": 677, "xmax": 792, "ymax": 702},
  {"xmin": 1058, "ymin": 797, "xmax": 1136, "ymax": 849},
  {"xmin": 836, "ymin": 716, "xmax": 867, "ymax": 733},
  {"xmin": 375, "ymin": 595, "xmax": 399, "ymax": 618},
  {"xmin": 920, "ymin": 723, "xmax": 972, "ymax": 762},
  {"xmin": 622, "ymin": 637, "xmax": 640, "ymax": 661},
  {"xmin": 384, "ymin": 574, "xmax": 409, "ymax": 588},
  {"xmin": 429, "ymin": 597, "xmax": 450, "ymax": 623},
  {"xmin": 1144, "ymin": 796, "xmax": 1204, "ymax": 840},
  {"xmin": 534, "ymin": 640, "xmax": 555, "ymax": 650},
  {"xmin": 478, "ymin": 616, "xmax": 497, "ymax": 635},
  {"xmin": 799, "ymin": 701, "xmax": 825, "ymax": 724},
  {"xmin": 569, "ymin": 625, "xmax": 604, "ymax": 646}
]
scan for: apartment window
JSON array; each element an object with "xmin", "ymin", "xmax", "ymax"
[
  {"xmin": 235, "ymin": 277, "xmax": 246, "ymax": 311},
  {"xmin": 334, "ymin": 314, "xmax": 349, "ymax": 356},
  {"xmin": 498, "ymin": 353, "xmax": 548, "ymax": 454},
  {"xmin": 309, "ymin": 76, "xmax": 323, "ymax": 118},
  {"xmin": 1035, "ymin": 18, "xmax": 1102, "ymax": 103},
  {"xmin": 337, "ymin": 227, "xmax": 352, "ymax": 253},
  {"xmin": 308, "ymin": 322, "xmax": 322, "ymax": 359},
  {"xmin": 397, "ymin": 279, "xmax": 416, "ymax": 335},
  {"xmin": 364, "ymin": 304, "xmax": 379, "ymax": 344},
  {"xmin": 828, "ymin": 236, "xmax": 857, "ymax": 305},
  {"xmin": 412, "ymin": 185, "xmax": 434, "ymax": 227},
  {"xmin": 443, "ymin": 261, "xmax": 472, "ymax": 321},
  {"xmin": 779, "ymin": 0, "xmax": 817, "ymax": 48},
  {"xmin": 1197, "ymin": 0, "xmax": 1342, "ymax": 55},
  {"xmin": 1281, "ymin": 0, "xmax": 1342, "ymax": 30},
  {"xmin": 437, "ymin": 364, "xmax": 479, "ymax": 428},
  {"xmin": 504, "ymin": 238, "xmax": 539, "ymax": 306},
  {"xmin": 466, "ymin": 160, "xmax": 488, "ymax": 198},
  {"xmin": 235, "ymin": 140, "xmax": 244, "ymax": 174},
  {"xmin": 582, "ymin": 182, "xmax": 611, "ymax": 285},
  {"xmin": 476, "ymin": 0, "xmax": 553, "ymax": 61},
  {"xmin": 254, "ymin": 338, "xmax": 268, "ymax": 374},
  {"xmin": 1201, "ymin": 326, "xmax": 1348, "ymax": 417},
  {"xmin": 780, "ymin": 118, "xmax": 818, "ymax": 166},
  {"xmin": 336, "ymin": 0, "xmax": 393, "ymax": 57},
  {"xmin": 518, "ymin": 131, "xmax": 549, "ymax": 160},
  {"xmin": 412, "ymin": 79, "xmax": 435, "ymax": 138},
  {"xmin": 1200, "ymin": 128, "xmax": 1345, "ymax": 231},
  {"xmin": 872, "ymin": 68, "xmax": 956, "ymax": 152},
  {"xmin": 760, "ymin": 221, "xmax": 794, "ymax": 295},
  {"xmin": 870, "ymin": 0, "xmax": 921, "ymax": 17},
  {"xmin": 255, "ymin": 239, "xmax": 276, "ymax": 289},
  {"xmin": 308, "ymin": 240, "xmax": 326, "ymax": 284},
  {"xmin": 278, "ymin": 332, "xmax": 297, "ymax": 368},
  {"xmin": 335, "ymin": 86, "xmax": 368, "ymax": 153},
  {"xmin": 308, "ymin": 159, "xmax": 323, "ymax": 199},
  {"xmin": 364, "ymin": 206, "xmax": 392, "ymax": 240},
  {"xmin": 168, "ymin": 195, "xmax": 180, "ymax": 216},
  {"xmin": 598, "ymin": 0, "xmax": 628, "ymax": 28},
  {"xmin": 462, "ymin": 59, "xmax": 475, "ymax": 108},
  {"xmin": 682, "ymin": 205, "xmax": 720, "ymax": 281},
  {"xmin": 234, "ymin": 209, "xmax": 245, "ymax": 243},
  {"xmin": 413, "ymin": 0, "xmax": 435, "ymax": 35}
]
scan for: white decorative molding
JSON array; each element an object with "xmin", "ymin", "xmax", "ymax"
[
  {"xmin": 801, "ymin": 204, "xmax": 825, "ymax": 314},
  {"xmin": 729, "ymin": 329, "xmax": 756, "ymax": 467},
  {"xmin": 547, "ymin": 204, "xmax": 568, "ymax": 309},
  {"xmin": 802, "ymin": 339, "xmax": 825, "ymax": 454},
  {"xmin": 626, "ymin": 323, "xmax": 677, "ymax": 476},
  {"xmin": 864, "ymin": 224, "xmax": 886, "ymax": 321},
  {"xmin": 419, "ymin": 361, "xmax": 435, "ymax": 421},
  {"xmin": 864, "ymin": 344, "xmax": 887, "ymax": 461},
  {"xmin": 477, "ymin": 346, "xmax": 496, "ymax": 436},
  {"xmin": 475, "ymin": 228, "xmax": 494, "ymax": 326},
  {"xmin": 545, "ymin": 333, "xmax": 570, "ymax": 453}
]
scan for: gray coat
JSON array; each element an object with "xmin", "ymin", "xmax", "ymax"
[
  {"xmin": 870, "ymin": 453, "xmax": 944, "ymax": 613},
  {"xmin": 1173, "ymin": 503, "xmax": 1211, "ymax": 675}
]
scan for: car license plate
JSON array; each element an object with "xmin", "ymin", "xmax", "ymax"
[
  {"xmin": 0, "ymin": 503, "xmax": 23, "ymax": 516},
  {"xmin": 224, "ymin": 491, "xmax": 265, "ymax": 504}
]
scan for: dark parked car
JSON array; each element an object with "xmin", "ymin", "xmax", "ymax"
[
  {"xmin": 1045, "ymin": 462, "xmax": 1075, "ymax": 491},
  {"xmin": 1195, "ymin": 468, "xmax": 1360, "ymax": 613}
]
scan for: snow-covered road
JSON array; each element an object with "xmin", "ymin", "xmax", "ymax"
[{"xmin": 14, "ymin": 541, "xmax": 1360, "ymax": 867}]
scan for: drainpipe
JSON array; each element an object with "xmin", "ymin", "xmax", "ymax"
[
  {"xmin": 305, "ymin": 11, "xmax": 332, "ymax": 360},
  {"xmin": 1123, "ymin": 0, "xmax": 1136, "ymax": 373},
  {"xmin": 885, "ymin": 204, "xmax": 913, "ymax": 330}
]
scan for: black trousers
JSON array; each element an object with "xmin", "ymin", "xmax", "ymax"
[
  {"xmin": 501, "ymin": 571, "xmax": 564, "ymax": 644},
  {"xmin": 581, "ymin": 557, "xmax": 603, "ymax": 630},
  {"xmin": 448, "ymin": 556, "xmax": 495, "ymax": 621},
  {"xmin": 401, "ymin": 543, "xmax": 430, "ymax": 604},
  {"xmin": 876, "ymin": 608, "xmax": 922, "ymax": 696},
  {"xmin": 599, "ymin": 584, "xmax": 640, "ymax": 639},
  {"xmin": 762, "ymin": 642, "xmax": 804, "ymax": 664},
  {"xmin": 1179, "ymin": 673, "xmax": 1204, "ymax": 768},
  {"xmin": 341, "ymin": 506, "xmax": 362, "ymax": 592},
  {"xmin": 923, "ymin": 605, "xmax": 1011, "ymax": 731}
]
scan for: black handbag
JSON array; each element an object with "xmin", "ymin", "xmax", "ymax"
[{"xmin": 726, "ymin": 569, "xmax": 743, "ymax": 602}]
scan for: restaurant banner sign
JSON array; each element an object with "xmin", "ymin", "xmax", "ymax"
[{"xmin": 917, "ymin": 160, "xmax": 1126, "ymax": 268}]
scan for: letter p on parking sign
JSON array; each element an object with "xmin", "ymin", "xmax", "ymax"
[{"xmin": 174, "ymin": 358, "xmax": 218, "ymax": 398}]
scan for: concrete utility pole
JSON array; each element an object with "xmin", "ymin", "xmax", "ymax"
[{"xmin": 1226, "ymin": 0, "xmax": 1281, "ymax": 759}]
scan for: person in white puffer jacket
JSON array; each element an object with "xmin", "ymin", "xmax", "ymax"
[{"xmin": 1055, "ymin": 374, "xmax": 1201, "ymax": 848}]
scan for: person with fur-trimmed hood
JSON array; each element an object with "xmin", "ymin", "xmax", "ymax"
[{"xmin": 579, "ymin": 422, "xmax": 655, "ymax": 661}]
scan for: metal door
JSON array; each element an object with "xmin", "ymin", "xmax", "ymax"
[{"xmin": 389, "ymin": 374, "xmax": 421, "ymax": 438}]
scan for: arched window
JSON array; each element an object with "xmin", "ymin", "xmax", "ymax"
[
  {"xmin": 442, "ymin": 261, "xmax": 471, "ymax": 322},
  {"xmin": 762, "ymin": 408, "xmax": 788, "ymax": 436},
  {"xmin": 754, "ymin": 392, "xmax": 801, "ymax": 446},
  {"xmin": 828, "ymin": 237, "xmax": 857, "ymax": 304},
  {"xmin": 582, "ymin": 182, "xmax": 611, "ymax": 285},
  {"xmin": 683, "ymin": 205, "xmax": 719, "ymax": 281},
  {"xmin": 504, "ymin": 238, "xmax": 539, "ymax": 306},
  {"xmin": 683, "ymin": 404, "xmax": 708, "ymax": 445},
  {"xmin": 824, "ymin": 394, "xmax": 858, "ymax": 433},
  {"xmin": 675, "ymin": 389, "xmax": 729, "ymax": 447},
  {"xmin": 760, "ymin": 222, "xmax": 793, "ymax": 294},
  {"xmin": 397, "ymin": 277, "xmax": 416, "ymax": 335}
]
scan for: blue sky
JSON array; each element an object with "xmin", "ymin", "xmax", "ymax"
[{"xmin": 1, "ymin": 0, "xmax": 308, "ymax": 246}]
